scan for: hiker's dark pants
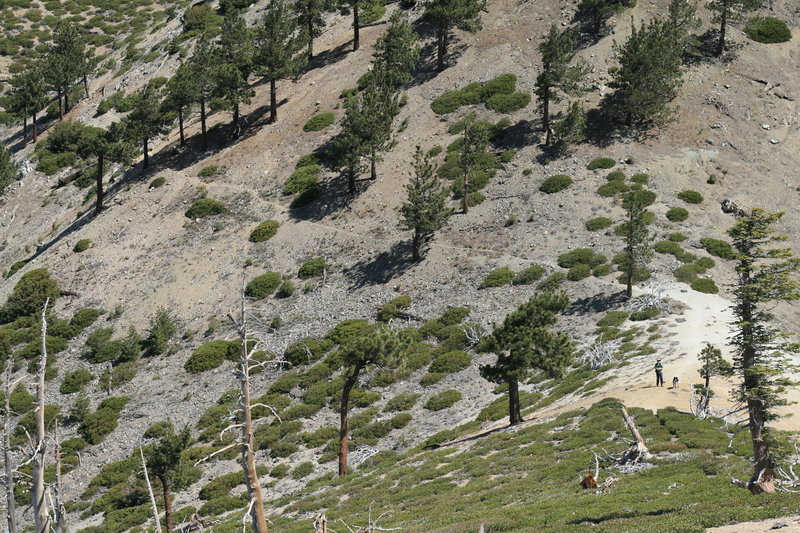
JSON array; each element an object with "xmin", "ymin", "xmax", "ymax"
[{"xmin": 656, "ymin": 371, "xmax": 664, "ymax": 387}]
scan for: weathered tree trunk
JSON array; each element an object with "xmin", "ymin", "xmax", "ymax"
[
  {"xmin": 53, "ymin": 423, "xmax": 65, "ymax": 533},
  {"xmin": 462, "ymin": 166, "xmax": 469, "ymax": 214},
  {"xmin": 542, "ymin": 92, "xmax": 551, "ymax": 145},
  {"xmin": 22, "ymin": 115, "xmax": 28, "ymax": 145},
  {"xmin": 233, "ymin": 103, "xmax": 240, "ymax": 131},
  {"xmin": 353, "ymin": 0, "xmax": 360, "ymax": 51},
  {"xmin": 58, "ymin": 89, "xmax": 64, "ymax": 120},
  {"xmin": 619, "ymin": 407, "xmax": 651, "ymax": 464},
  {"xmin": 508, "ymin": 378, "xmax": 522, "ymax": 425},
  {"xmin": 95, "ymin": 152, "xmax": 104, "ymax": 215},
  {"xmin": 270, "ymin": 79, "xmax": 277, "ymax": 124},
  {"xmin": 64, "ymin": 88, "xmax": 70, "ymax": 116},
  {"xmin": 143, "ymin": 137, "xmax": 150, "ymax": 169},
  {"xmin": 625, "ymin": 205, "xmax": 634, "ymax": 298},
  {"xmin": 412, "ymin": 229, "xmax": 421, "ymax": 261},
  {"xmin": 717, "ymin": 5, "xmax": 728, "ymax": 57},
  {"xmin": 161, "ymin": 476, "xmax": 174, "ymax": 533},
  {"xmin": 339, "ymin": 368, "xmax": 360, "ymax": 476},
  {"xmin": 83, "ymin": 74, "xmax": 89, "ymax": 98},
  {"xmin": 236, "ymin": 298, "xmax": 269, "ymax": 533},
  {"xmin": 348, "ymin": 170, "xmax": 356, "ymax": 195},
  {"xmin": 178, "ymin": 108, "xmax": 185, "ymax": 146},
  {"xmin": 32, "ymin": 110, "xmax": 38, "ymax": 143},
  {"xmin": 200, "ymin": 97, "xmax": 208, "ymax": 150},
  {"xmin": 436, "ymin": 19, "xmax": 446, "ymax": 71},
  {"xmin": 32, "ymin": 300, "xmax": 50, "ymax": 533},
  {"xmin": 370, "ymin": 149, "xmax": 377, "ymax": 181},
  {"xmin": 139, "ymin": 446, "xmax": 164, "ymax": 533},
  {"xmin": 3, "ymin": 367, "xmax": 18, "ymax": 533},
  {"xmin": 307, "ymin": 18, "xmax": 315, "ymax": 60}
]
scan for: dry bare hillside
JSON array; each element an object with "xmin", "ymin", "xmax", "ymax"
[{"xmin": 2, "ymin": 0, "xmax": 800, "ymax": 531}]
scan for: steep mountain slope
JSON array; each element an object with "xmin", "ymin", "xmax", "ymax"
[{"xmin": 1, "ymin": 0, "xmax": 800, "ymax": 531}]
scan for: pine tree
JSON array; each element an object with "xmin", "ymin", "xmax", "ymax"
[
  {"xmin": 578, "ymin": 0, "xmax": 633, "ymax": 35},
  {"xmin": 146, "ymin": 307, "xmax": 177, "ymax": 356},
  {"xmin": 45, "ymin": 23, "xmax": 86, "ymax": 119},
  {"xmin": 372, "ymin": 11, "xmax": 420, "ymax": 88},
  {"xmin": 696, "ymin": 343, "xmax": 732, "ymax": 410},
  {"xmin": 458, "ymin": 113, "xmax": 491, "ymax": 214},
  {"xmin": 398, "ymin": 147, "xmax": 451, "ymax": 261},
  {"xmin": 359, "ymin": 67, "xmax": 400, "ymax": 182},
  {"xmin": 605, "ymin": 18, "xmax": 684, "ymax": 126},
  {"xmin": 254, "ymin": 0, "xmax": 307, "ymax": 124},
  {"xmin": 337, "ymin": 327, "xmax": 405, "ymax": 475},
  {"xmin": 620, "ymin": 191, "xmax": 654, "ymax": 298},
  {"xmin": 480, "ymin": 291, "xmax": 575, "ymax": 425},
  {"xmin": 214, "ymin": 9, "xmax": 255, "ymax": 130},
  {"xmin": 333, "ymin": 95, "xmax": 367, "ymax": 195},
  {"xmin": 126, "ymin": 80, "xmax": 171, "ymax": 169},
  {"xmin": 340, "ymin": 0, "xmax": 364, "ymax": 52},
  {"xmin": 708, "ymin": 0, "xmax": 759, "ymax": 56},
  {"xmin": 163, "ymin": 64, "xmax": 197, "ymax": 147},
  {"xmin": 552, "ymin": 101, "xmax": 587, "ymax": 145},
  {"xmin": 294, "ymin": 0, "xmax": 333, "ymax": 60},
  {"xmin": 727, "ymin": 209, "xmax": 800, "ymax": 491},
  {"xmin": 9, "ymin": 63, "xmax": 47, "ymax": 144},
  {"xmin": 535, "ymin": 25, "xmax": 588, "ymax": 145},
  {"xmin": 144, "ymin": 424, "xmax": 192, "ymax": 533},
  {"xmin": 75, "ymin": 122, "xmax": 135, "ymax": 214},
  {"xmin": 424, "ymin": 0, "xmax": 486, "ymax": 71},
  {"xmin": 188, "ymin": 33, "xmax": 218, "ymax": 150}
]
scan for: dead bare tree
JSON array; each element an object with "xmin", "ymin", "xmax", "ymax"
[
  {"xmin": 3, "ymin": 365, "xmax": 22, "ymax": 533},
  {"xmin": 338, "ymin": 502, "xmax": 400, "ymax": 533},
  {"xmin": 139, "ymin": 444, "xmax": 164, "ymax": 533},
  {"xmin": 580, "ymin": 338, "xmax": 622, "ymax": 369},
  {"xmin": 618, "ymin": 407, "xmax": 651, "ymax": 465},
  {"xmin": 32, "ymin": 299, "xmax": 51, "ymax": 533},
  {"xmin": 52, "ymin": 421, "xmax": 65, "ymax": 533}
]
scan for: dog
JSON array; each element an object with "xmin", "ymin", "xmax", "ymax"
[{"xmin": 672, "ymin": 376, "xmax": 680, "ymax": 388}]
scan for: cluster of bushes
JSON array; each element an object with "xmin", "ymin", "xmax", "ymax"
[
  {"xmin": 700, "ymin": 238, "xmax": 734, "ymax": 260},
  {"xmin": 597, "ymin": 170, "xmax": 630, "ymax": 197},
  {"xmin": 298, "ymin": 257, "xmax": 327, "ymax": 279},
  {"xmin": 653, "ymin": 240, "xmax": 697, "ymax": 263},
  {"xmin": 673, "ymin": 256, "xmax": 717, "ymax": 294},
  {"xmin": 249, "ymin": 220, "xmax": 280, "ymax": 243},
  {"xmin": 539, "ymin": 174, "xmax": 572, "ymax": 194},
  {"xmin": 424, "ymin": 389, "xmax": 462, "ymax": 411},
  {"xmin": 431, "ymin": 74, "xmax": 530, "ymax": 115},
  {"xmin": 79, "ymin": 396, "xmax": 129, "ymax": 445},
  {"xmin": 184, "ymin": 339, "xmax": 239, "ymax": 373},
  {"xmin": 745, "ymin": 16, "xmax": 791, "ymax": 44},
  {"xmin": 587, "ymin": 157, "xmax": 616, "ymax": 170},
  {"xmin": 585, "ymin": 217, "xmax": 613, "ymax": 231},
  {"xmin": 185, "ymin": 198, "xmax": 228, "ymax": 219},
  {"xmin": 284, "ymin": 158, "xmax": 321, "ymax": 209},
  {"xmin": 377, "ymin": 295, "xmax": 412, "ymax": 322},
  {"xmin": 666, "ymin": 207, "xmax": 689, "ymax": 222},
  {"xmin": 677, "ymin": 189, "xmax": 703, "ymax": 204},
  {"xmin": 558, "ymin": 248, "xmax": 610, "ymax": 280},
  {"xmin": 96, "ymin": 91, "xmax": 139, "ymax": 115}
]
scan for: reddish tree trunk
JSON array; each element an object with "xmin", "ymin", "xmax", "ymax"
[
  {"xmin": 339, "ymin": 368, "xmax": 360, "ymax": 476},
  {"xmin": 508, "ymin": 379, "xmax": 522, "ymax": 425},
  {"xmin": 200, "ymin": 97, "xmax": 208, "ymax": 150},
  {"xmin": 270, "ymin": 79, "xmax": 277, "ymax": 124},
  {"xmin": 178, "ymin": 108, "xmax": 185, "ymax": 146},
  {"xmin": 161, "ymin": 477, "xmax": 173, "ymax": 533},
  {"xmin": 353, "ymin": 1, "xmax": 360, "ymax": 51}
]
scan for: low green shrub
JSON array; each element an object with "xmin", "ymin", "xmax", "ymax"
[
  {"xmin": 185, "ymin": 198, "xmax": 227, "ymax": 218},
  {"xmin": 439, "ymin": 307, "xmax": 470, "ymax": 326},
  {"xmin": 70, "ymin": 308, "xmax": 103, "ymax": 329},
  {"xmin": 597, "ymin": 310, "xmax": 629, "ymax": 327},
  {"xmin": 377, "ymin": 295, "xmax": 412, "ymax": 322},
  {"xmin": 424, "ymin": 390, "xmax": 462, "ymax": 411},
  {"xmin": 198, "ymin": 165, "xmax": 219, "ymax": 178},
  {"xmin": 480, "ymin": 266, "xmax": 515, "ymax": 288},
  {"xmin": 567, "ymin": 263, "xmax": 592, "ymax": 281},
  {"xmin": 298, "ymin": 257, "xmax": 327, "ymax": 279},
  {"xmin": 185, "ymin": 340, "xmax": 237, "ymax": 373},
  {"xmin": 700, "ymin": 238, "xmax": 734, "ymax": 260},
  {"xmin": 606, "ymin": 170, "xmax": 626, "ymax": 181},
  {"xmin": 585, "ymin": 217, "xmax": 613, "ymax": 231},
  {"xmin": 668, "ymin": 232, "xmax": 687, "ymax": 242},
  {"xmin": 245, "ymin": 272, "xmax": 282, "ymax": 299},
  {"xmin": 631, "ymin": 173, "xmax": 649, "ymax": 185},
  {"xmin": 745, "ymin": 16, "xmax": 791, "ymax": 43},
  {"xmin": 271, "ymin": 464, "xmax": 290, "ymax": 478},
  {"xmin": 480, "ymin": 74, "xmax": 517, "ymax": 99},
  {"xmin": 1, "ymin": 268, "xmax": 60, "ymax": 322},
  {"xmin": 303, "ymin": 112, "xmax": 335, "ymax": 132},
  {"xmin": 691, "ymin": 278, "xmax": 719, "ymax": 294},
  {"xmin": 269, "ymin": 372, "xmax": 299, "ymax": 394},
  {"xmin": 249, "ymin": 220, "xmax": 279, "ymax": 243},
  {"xmin": 485, "ymin": 92, "xmax": 531, "ymax": 113},
  {"xmin": 557, "ymin": 248, "xmax": 606, "ymax": 268},
  {"xmin": 429, "ymin": 350, "xmax": 472, "ymax": 374},
  {"xmin": 654, "ymin": 240, "xmax": 683, "ymax": 256},
  {"xmin": 587, "ymin": 157, "xmax": 616, "ymax": 170},
  {"xmin": 513, "ymin": 264, "xmax": 546, "ymax": 285},
  {"xmin": 597, "ymin": 180, "xmax": 629, "ymax": 197},
  {"xmin": 539, "ymin": 174, "xmax": 572, "ymax": 193},
  {"xmin": 630, "ymin": 307, "xmax": 660, "ymax": 321},
  {"xmin": 292, "ymin": 461, "xmax": 315, "ymax": 479},
  {"xmin": 359, "ymin": 1, "xmax": 386, "ymax": 24},
  {"xmin": 283, "ymin": 165, "xmax": 321, "ymax": 195},
  {"xmin": 149, "ymin": 176, "xmax": 166, "ymax": 189},
  {"xmin": 537, "ymin": 272, "xmax": 565, "ymax": 292},
  {"xmin": 384, "ymin": 393, "xmax": 421, "ymax": 412},
  {"xmin": 623, "ymin": 189, "xmax": 656, "ymax": 207},
  {"xmin": 73, "ymin": 239, "xmax": 92, "ymax": 253},
  {"xmin": 677, "ymin": 190, "xmax": 703, "ymax": 204},
  {"xmin": 60, "ymin": 369, "xmax": 93, "ymax": 394},
  {"xmin": 666, "ymin": 207, "xmax": 689, "ymax": 222},
  {"xmin": 277, "ymin": 279, "xmax": 295, "ymax": 298},
  {"xmin": 79, "ymin": 396, "xmax": 129, "ymax": 444}
]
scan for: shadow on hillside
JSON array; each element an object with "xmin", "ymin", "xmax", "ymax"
[
  {"xmin": 307, "ymin": 40, "xmax": 355, "ymax": 73},
  {"xmin": 496, "ymin": 120, "xmax": 540, "ymax": 150},
  {"xmin": 347, "ymin": 240, "xmax": 415, "ymax": 289},
  {"xmin": 564, "ymin": 291, "xmax": 628, "ymax": 316}
]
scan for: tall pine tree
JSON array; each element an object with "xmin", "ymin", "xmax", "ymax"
[
  {"xmin": 372, "ymin": 11, "xmax": 420, "ymax": 88},
  {"xmin": 708, "ymin": 0, "xmax": 759, "ymax": 56},
  {"xmin": 620, "ymin": 191, "xmax": 654, "ymax": 298},
  {"xmin": 126, "ymin": 81, "xmax": 171, "ymax": 169},
  {"xmin": 188, "ymin": 32, "xmax": 218, "ymax": 150},
  {"xmin": 45, "ymin": 23, "xmax": 86, "ymax": 119},
  {"xmin": 424, "ymin": 0, "xmax": 485, "ymax": 71},
  {"xmin": 255, "ymin": 0, "xmax": 307, "ymax": 124},
  {"xmin": 163, "ymin": 63, "xmax": 197, "ymax": 147},
  {"xmin": 76, "ymin": 122, "xmax": 134, "ymax": 214},
  {"xmin": 214, "ymin": 9, "xmax": 255, "ymax": 130},
  {"xmin": 144, "ymin": 424, "xmax": 193, "ymax": 533},
  {"xmin": 398, "ymin": 147, "xmax": 451, "ymax": 261},
  {"xmin": 535, "ymin": 25, "xmax": 587, "ymax": 145},
  {"xmin": 294, "ymin": 0, "xmax": 333, "ymax": 60},
  {"xmin": 9, "ymin": 63, "xmax": 47, "ymax": 144}
]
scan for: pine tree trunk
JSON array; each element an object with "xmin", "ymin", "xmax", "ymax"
[
  {"xmin": 370, "ymin": 149, "xmax": 377, "ymax": 180},
  {"xmin": 143, "ymin": 137, "xmax": 149, "ymax": 169},
  {"xmin": 508, "ymin": 379, "xmax": 522, "ymax": 425},
  {"xmin": 308, "ymin": 18, "xmax": 315, "ymax": 60},
  {"xmin": 462, "ymin": 167, "xmax": 469, "ymax": 215},
  {"xmin": 84, "ymin": 74, "xmax": 89, "ymax": 98},
  {"xmin": 353, "ymin": 0, "xmax": 360, "ymax": 51},
  {"xmin": 95, "ymin": 152, "xmax": 104, "ymax": 215},
  {"xmin": 339, "ymin": 368, "xmax": 360, "ymax": 476},
  {"xmin": 717, "ymin": 5, "xmax": 728, "ymax": 57},
  {"xmin": 270, "ymin": 79, "xmax": 277, "ymax": 124},
  {"xmin": 161, "ymin": 477, "xmax": 174, "ymax": 533},
  {"xmin": 4, "ymin": 367, "xmax": 17, "ymax": 533},
  {"xmin": 58, "ymin": 89, "xmax": 64, "ymax": 121},
  {"xmin": 200, "ymin": 97, "xmax": 208, "ymax": 150},
  {"xmin": 625, "ymin": 203, "xmax": 634, "ymax": 298},
  {"xmin": 33, "ymin": 302, "xmax": 50, "ymax": 533},
  {"xmin": 348, "ymin": 170, "xmax": 356, "ymax": 195},
  {"xmin": 437, "ymin": 19, "xmax": 446, "ymax": 72},
  {"xmin": 32, "ymin": 111, "xmax": 38, "ymax": 143},
  {"xmin": 543, "ymin": 91, "xmax": 551, "ymax": 145},
  {"xmin": 178, "ymin": 108, "xmax": 185, "ymax": 146},
  {"xmin": 233, "ymin": 103, "xmax": 239, "ymax": 131},
  {"xmin": 64, "ymin": 88, "xmax": 69, "ymax": 116},
  {"xmin": 22, "ymin": 115, "xmax": 28, "ymax": 145},
  {"xmin": 412, "ymin": 229, "xmax": 421, "ymax": 261}
]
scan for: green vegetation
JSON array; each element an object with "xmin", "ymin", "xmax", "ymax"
[
  {"xmin": 378, "ymin": 295, "xmax": 412, "ymax": 322},
  {"xmin": 298, "ymin": 257, "xmax": 327, "ymax": 279},
  {"xmin": 480, "ymin": 266, "xmax": 515, "ymax": 288},
  {"xmin": 384, "ymin": 393, "xmax": 421, "ymax": 412},
  {"xmin": 585, "ymin": 217, "xmax": 613, "ymax": 231},
  {"xmin": 185, "ymin": 340, "xmax": 238, "ymax": 373},
  {"xmin": 597, "ymin": 179, "xmax": 630, "ymax": 197},
  {"xmin": 79, "ymin": 396, "xmax": 129, "ymax": 445},
  {"xmin": 249, "ymin": 220, "xmax": 280, "ymax": 243},
  {"xmin": 303, "ymin": 112, "xmax": 335, "ymax": 132},
  {"xmin": 245, "ymin": 272, "xmax": 282, "ymax": 300},
  {"xmin": 1, "ymin": 268, "xmax": 59, "ymax": 323},
  {"xmin": 60, "ymin": 369, "xmax": 93, "ymax": 394},
  {"xmin": 284, "ymin": 164, "xmax": 321, "ymax": 208},
  {"xmin": 745, "ymin": 16, "xmax": 791, "ymax": 43},
  {"xmin": 484, "ymin": 92, "xmax": 531, "ymax": 113},
  {"xmin": 430, "ymin": 74, "xmax": 527, "ymax": 115},
  {"xmin": 539, "ymin": 174, "xmax": 572, "ymax": 194},
  {"xmin": 557, "ymin": 248, "xmax": 606, "ymax": 269},
  {"xmin": 666, "ymin": 207, "xmax": 689, "ymax": 222},
  {"xmin": 700, "ymin": 238, "xmax": 735, "ymax": 260},
  {"xmin": 691, "ymin": 278, "xmax": 719, "ymax": 294},
  {"xmin": 185, "ymin": 198, "xmax": 228, "ymax": 218},
  {"xmin": 586, "ymin": 157, "xmax": 616, "ymax": 170},
  {"xmin": 73, "ymin": 239, "xmax": 92, "ymax": 253},
  {"xmin": 149, "ymin": 176, "xmax": 166, "ymax": 189},
  {"xmin": 513, "ymin": 264, "xmax": 546, "ymax": 285},
  {"xmin": 677, "ymin": 190, "xmax": 703, "ymax": 204},
  {"xmin": 429, "ymin": 351, "xmax": 472, "ymax": 374},
  {"xmin": 424, "ymin": 389, "xmax": 462, "ymax": 411}
]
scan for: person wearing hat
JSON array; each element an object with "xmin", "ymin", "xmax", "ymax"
[{"xmin": 654, "ymin": 359, "xmax": 664, "ymax": 387}]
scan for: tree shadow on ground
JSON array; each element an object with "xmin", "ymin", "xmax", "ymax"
[
  {"xmin": 307, "ymin": 40, "xmax": 355, "ymax": 72},
  {"xmin": 495, "ymin": 120, "xmax": 540, "ymax": 151},
  {"xmin": 347, "ymin": 240, "xmax": 415, "ymax": 290},
  {"xmin": 564, "ymin": 290, "xmax": 628, "ymax": 316}
]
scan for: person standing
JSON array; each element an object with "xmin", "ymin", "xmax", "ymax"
[{"xmin": 655, "ymin": 358, "xmax": 664, "ymax": 387}]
